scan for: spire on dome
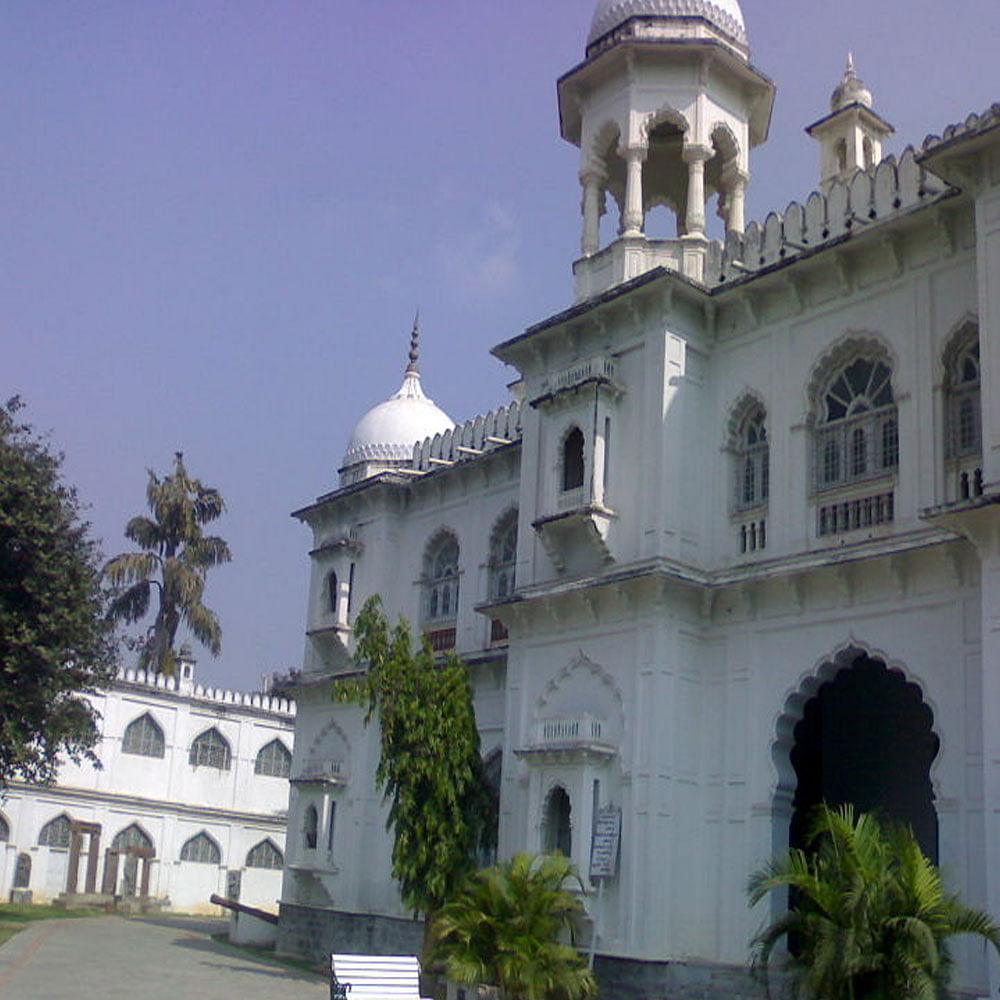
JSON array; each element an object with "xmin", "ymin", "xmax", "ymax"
[
  {"xmin": 405, "ymin": 311, "xmax": 421, "ymax": 376},
  {"xmin": 831, "ymin": 52, "xmax": 873, "ymax": 111}
]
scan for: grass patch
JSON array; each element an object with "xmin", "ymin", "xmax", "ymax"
[
  {"xmin": 209, "ymin": 933, "xmax": 326, "ymax": 978},
  {"xmin": 0, "ymin": 903, "xmax": 110, "ymax": 923},
  {"xmin": 0, "ymin": 904, "xmax": 109, "ymax": 950}
]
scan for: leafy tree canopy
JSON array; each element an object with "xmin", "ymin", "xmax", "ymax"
[
  {"xmin": 748, "ymin": 802, "xmax": 1000, "ymax": 1000},
  {"xmin": 432, "ymin": 852, "xmax": 598, "ymax": 1000},
  {"xmin": 0, "ymin": 397, "xmax": 116, "ymax": 784},
  {"xmin": 104, "ymin": 452, "xmax": 230, "ymax": 675},
  {"xmin": 338, "ymin": 595, "xmax": 495, "ymax": 923}
]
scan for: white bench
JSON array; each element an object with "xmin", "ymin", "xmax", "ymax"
[{"xmin": 330, "ymin": 953, "xmax": 432, "ymax": 1000}]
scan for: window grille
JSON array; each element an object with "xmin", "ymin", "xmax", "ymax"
[
  {"xmin": 255, "ymin": 739, "xmax": 292, "ymax": 778},
  {"xmin": 246, "ymin": 839, "xmax": 284, "ymax": 870},
  {"xmin": 112, "ymin": 824, "xmax": 153, "ymax": 851},
  {"xmin": 122, "ymin": 714, "xmax": 165, "ymax": 758},
  {"xmin": 189, "ymin": 728, "xmax": 231, "ymax": 770},
  {"xmin": 39, "ymin": 815, "xmax": 72, "ymax": 849},
  {"xmin": 489, "ymin": 515, "xmax": 517, "ymax": 601},
  {"xmin": 947, "ymin": 337, "xmax": 981, "ymax": 459},
  {"xmin": 425, "ymin": 535, "xmax": 459, "ymax": 623},
  {"xmin": 180, "ymin": 832, "xmax": 221, "ymax": 864},
  {"xmin": 814, "ymin": 358, "xmax": 897, "ymax": 491},
  {"xmin": 734, "ymin": 409, "xmax": 769, "ymax": 511},
  {"xmin": 13, "ymin": 853, "xmax": 31, "ymax": 889}
]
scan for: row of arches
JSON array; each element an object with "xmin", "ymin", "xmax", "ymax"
[
  {"xmin": 728, "ymin": 321, "xmax": 981, "ymax": 520},
  {"xmin": 120, "ymin": 714, "xmax": 291, "ymax": 777},
  {"xmin": 422, "ymin": 509, "xmax": 519, "ymax": 627},
  {"xmin": 10, "ymin": 813, "xmax": 285, "ymax": 870}
]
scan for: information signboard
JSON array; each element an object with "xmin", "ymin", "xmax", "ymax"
[{"xmin": 589, "ymin": 806, "xmax": 621, "ymax": 879}]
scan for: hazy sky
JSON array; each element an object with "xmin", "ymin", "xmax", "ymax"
[{"xmin": 3, "ymin": 1, "xmax": 998, "ymax": 690}]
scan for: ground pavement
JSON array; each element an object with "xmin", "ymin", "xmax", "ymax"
[{"xmin": 0, "ymin": 913, "xmax": 327, "ymax": 999}]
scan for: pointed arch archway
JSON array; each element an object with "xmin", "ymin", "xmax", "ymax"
[{"xmin": 773, "ymin": 643, "xmax": 940, "ymax": 862}]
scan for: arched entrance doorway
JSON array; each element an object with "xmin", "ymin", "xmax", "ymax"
[{"xmin": 787, "ymin": 651, "xmax": 939, "ymax": 862}]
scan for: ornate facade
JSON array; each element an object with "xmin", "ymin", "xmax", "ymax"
[{"xmin": 278, "ymin": 1, "xmax": 1000, "ymax": 995}]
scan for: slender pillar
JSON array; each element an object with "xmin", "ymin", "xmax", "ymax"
[
  {"xmin": 580, "ymin": 171, "xmax": 604, "ymax": 256},
  {"xmin": 727, "ymin": 172, "xmax": 748, "ymax": 234},
  {"xmin": 66, "ymin": 832, "xmax": 83, "ymax": 894},
  {"xmin": 683, "ymin": 144, "xmax": 713, "ymax": 236},
  {"xmin": 84, "ymin": 830, "xmax": 100, "ymax": 893},
  {"xmin": 620, "ymin": 146, "xmax": 647, "ymax": 236},
  {"xmin": 139, "ymin": 854, "xmax": 153, "ymax": 899},
  {"xmin": 101, "ymin": 849, "xmax": 118, "ymax": 895}
]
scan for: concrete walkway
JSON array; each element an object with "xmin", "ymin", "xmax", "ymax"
[{"xmin": 0, "ymin": 914, "xmax": 327, "ymax": 999}]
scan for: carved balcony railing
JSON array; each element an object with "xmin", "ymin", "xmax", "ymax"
[{"xmin": 292, "ymin": 758, "xmax": 346, "ymax": 784}]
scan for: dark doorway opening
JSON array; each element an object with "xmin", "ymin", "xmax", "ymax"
[{"xmin": 790, "ymin": 653, "xmax": 939, "ymax": 861}]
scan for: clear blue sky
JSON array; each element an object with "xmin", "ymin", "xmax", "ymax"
[{"xmin": 3, "ymin": 1, "xmax": 998, "ymax": 690}]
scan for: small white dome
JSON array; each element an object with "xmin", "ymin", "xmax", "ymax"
[
  {"xmin": 343, "ymin": 370, "xmax": 455, "ymax": 468},
  {"xmin": 588, "ymin": 0, "xmax": 747, "ymax": 47},
  {"xmin": 831, "ymin": 54, "xmax": 873, "ymax": 112}
]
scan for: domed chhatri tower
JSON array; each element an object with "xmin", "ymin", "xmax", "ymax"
[
  {"xmin": 559, "ymin": 0, "xmax": 775, "ymax": 299},
  {"xmin": 806, "ymin": 54, "xmax": 895, "ymax": 193},
  {"xmin": 338, "ymin": 319, "xmax": 455, "ymax": 486}
]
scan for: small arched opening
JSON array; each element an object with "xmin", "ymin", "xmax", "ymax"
[
  {"xmin": 542, "ymin": 786, "xmax": 572, "ymax": 858},
  {"xmin": 782, "ymin": 651, "xmax": 939, "ymax": 863}
]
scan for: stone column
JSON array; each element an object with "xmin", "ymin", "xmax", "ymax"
[
  {"xmin": 66, "ymin": 831, "xmax": 83, "ymax": 894},
  {"xmin": 139, "ymin": 852, "xmax": 153, "ymax": 899},
  {"xmin": 620, "ymin": 146, "xmax": 647, "ymax": 236},
  {"xmin": 84, "ymin": 830, "xmax": 100, "ymax": 894},
  {"xmin": 683, "ymin": 144, "xmax": 713, "ymax": 237},
  {"xmin": 726, "ymin": 171, "xmax": 748, "ymax": 234},
  {"xmin": 580, "ymin": 171, "xmax": 605, "ymax": 256},
  {"xmin": 101, "ymin": 849, "xmax": 118, "ymax": 895}
]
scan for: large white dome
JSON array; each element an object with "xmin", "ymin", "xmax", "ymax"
[
  {"xmin": 588, "ymin": 0, "xmax": 747, "ymax": 47},
  {"xmin": 342, "ymin": 369, "xmax": 455, "ymax": 470}
]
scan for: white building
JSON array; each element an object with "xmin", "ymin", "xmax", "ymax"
[
  {"xmin": 0, "ymin": 659, "xmax": 295, "ymax": 914},
  {"xmin": 279, "ymin": 1, "xmax": 1000, "ymax": 995}
]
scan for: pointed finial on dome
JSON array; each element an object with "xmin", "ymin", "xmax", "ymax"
[
  {"xmin": 831, "ymin": 51, "xmax": 873, "ymax": 111},
  {"xmin": 405, "ymin": 311, "xmax": 421, "ymax": 375}
]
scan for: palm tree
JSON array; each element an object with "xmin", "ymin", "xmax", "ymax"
[
  {"xmin": 748, "ymin": 803, "xmax": 1000, "ymax": 1000},
  {"xmin": 103, "ymin": 452, "xmax": 231, "ymax": 675},
  {"xmin": 431, "ymin": 852, "xmax": 598, "ymax": 1000}
]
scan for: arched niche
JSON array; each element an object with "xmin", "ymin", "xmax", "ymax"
[{"xmin": 773, "ymin": 644, "xmax": 940, "ymax": 863}]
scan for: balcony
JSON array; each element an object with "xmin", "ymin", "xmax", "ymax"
[
  {"xmin": 292, "ymin": 759, "xmax": 347, "ymax": 784},
  {"xmin": 426, "ymin": 625, "xmax": 457, "ymax": 652},
  {"xmin": 515, "ymin": 714, "xmax": 616, "ymax": 764}
]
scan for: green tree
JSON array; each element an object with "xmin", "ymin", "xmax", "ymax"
[
  {"xmin": 103, "ymin": 452, "xmax": 230, "ymax": 675},
  {"xmin": 431, "ymin": 852, "xmax": 598, "ymax": 1000},
  {"xmin": 340, "ymin": 595, "xmax": 495, "ymax": 930},
  {"xmin": 0, "ymin": 398, "xmax": 116, "ymax": 784},
  {"xmin": 748, "ymin": 803, "xmax": 1000, "ymax": 1000}
]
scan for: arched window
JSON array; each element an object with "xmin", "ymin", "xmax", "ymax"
[
  {"xmin": 328, "ymin": 571, "xmax": 339, "ymax": 615},
  {"xmin": 946, "ymin": 329, "xmax": 981, "ymax": 459},
  {"xmin": 814, "ymin": 356, "xmax": 897, "ymax": 489},
  {"xmin": 542, "ymin": 786, "xmax": 572, "ymax": 858},
  {"xmin": 13, "ymin": 853, "xmax": 31, "ymax": 889},
  {"xmin": 112, "ymin": 824, "xmax": 153, "ymax": 851},
  {"xmin": 562, "ymin": 427, "xmax": 585, "ymax": 492},
  {"xmin": 122, "ymin": 714, "xmax": 165, "ymax": 758},
  {"xmin": 303, "ymin": 805, "xmax": 318, "ymax": 850},
  {"xmin": 0, "ymin": 814, "xmax": 8, "ymax": 842},
  {"xmin": 189, "ymin": 728, "xmax": 231, "ymax": 770},
  {"xmin": 180, "ymin": 832, "xmax": 221, "ymax": 864},
  {"xmin": 734, "ymin": 406, "xmax": 769, "ymax": 510},
  {"xmin": 246, "ymin": 839, "xmax": 284, "ymax": 870},
  {"xmin": 38, "ymin": 814, "xmax": 72, "ymax": 849},
  {"xmin": 489, "ymin": 512, "xmax": 518, "ymax": 601},
  {"xmin": 255, "ymin": 739, "xmax": 292, "ymax": 778},
  {"xmin": 425, "ymin": 533, "xmax": 460, "ymax": 623}
]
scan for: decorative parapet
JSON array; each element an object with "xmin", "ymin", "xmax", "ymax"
[
  {"xmin": 516, "ymin": 713, "xmax": 616, "ymax": 763},
  {"xmin": 921, "ymin": 103, "xmax": 1000, "ymax": 157},
  {"xmin": 538, "ymin": 715, "xmax": 606, "ymax": 745},
  {"xmin": 114, "ymin": 667, "xmax": 296, "ymax": 716},
  {"xmin": 709, "ymin": 147, "xmax": 951, "ymax": 285},
  {"xmin": 412, "ymin": 401, "xmax": 521, "ymax": 473}
]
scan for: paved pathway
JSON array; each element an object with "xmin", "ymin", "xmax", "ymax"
[{"xmin": 0, "ymin": 914, "xmax": 327, "ymax": 999}]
